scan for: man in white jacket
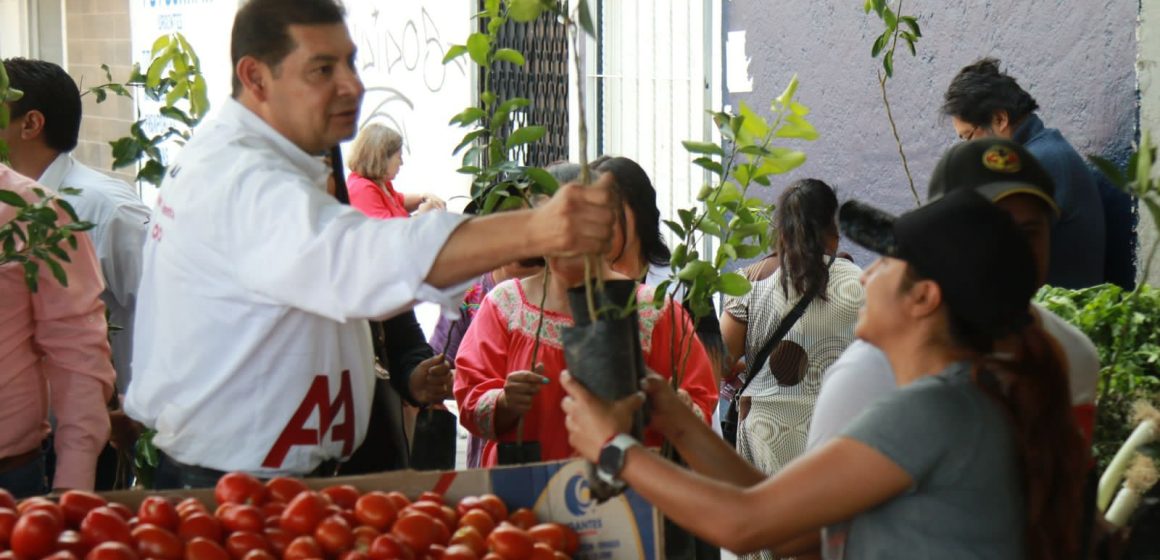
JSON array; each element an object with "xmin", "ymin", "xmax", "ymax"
[{"xmin": 124, "ymin": 0, "xmax": 615, "ymax": 486}]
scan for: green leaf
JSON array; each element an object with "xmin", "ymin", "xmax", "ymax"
[
  {"xmin": 494, "ymin": 48, "xmax": 526, "ymax": 66},
  {"xmin": 45, "ymin": 257, "xmax": 68, "ymax": 287},
  {"xmin": 23, "ymin": 260, "xmax": 39, "ymax": 293},
  {"xmin": 146, "ymin": 49, "xmax": 174, "ymax": 89},
  {"xmin": 449, "ymin": 107, "xmax": 487, "ymax": 127},
  {"xmin": 165, "ymin": 79, "xmax": 189, "ymax": 106},
  {"xmin": 774, "ymin": 74, "xmax": 800, "ymax": 109},
  {"xmin": 55, "ymin": 198, "xmax": 80, "ymax": 222},
  {"xmin": 506, "ymin": 125, "xmax": 546, "ymax": 149},
  {"xmin": 901, "ymin": 15, "xmax": 922, "ymax": 37},
  {"xmin": 718, "ymin": 272, "xmax": 752, "ymax": 297},
  {"xmin": 0, "ymin": 190, "xmax": 28, "ymax": 208},
  {"xmin": 577, "ymin": 0, "xmax": 597, "ymax": 38},
  {"xmin": 150, "ymin": 34, "xmax": 171, "ymax": 57},
  {"xmin": 139, "ymin": 160, "xmax": 166, "ymax": 187},
  {"xmin": 883, "ymin": 49, "xmax": 895, "ymax": 78},
  {"xmin": 871, "ymin": 31, "xmax": 889, "ymax": 58},
  {"xmin": 485, "ymin": 0, "xmax": 501, "ymax": 17},
  {"xmin": 692, "ymin": 157, "xmax": 724, "ymax": 176},
  {"xmin": 676, "ymin": 261, "xmax": 713, "ymax": 282},
  {"xmin": 678, "ymin": 208, "xmax": 696, "ymax": 230},
  {"xmin": 905, "ymin": 35, "xmax": 917, "ymax": 56},
  {"xmin": 883, "ymin": 7, "xmax": 897, "ymax": 29},
  {"xmin": 525, "ymin": 167, "xmax": 560, "ymax": 195},
  {"xmin": 454, "ymin": 130, "xmax": 486, "ymax": 154},
  {"xmin": 759, "ymin": 147, "xmax": 808, "ymax": 174},
  {"xmin": 735, "ymin": 244, "xmax": 764, "ymax": 259},
  {"xmin": 508, "ymin": 0, "xmax": 545, "ymax": 22},
  {"xmin": 774, "ymin": 114, "xmax": 819, "ymax": 141},
  {"xmin": 466, "ymin": 33, "xmax": 491, "ymax": 67},
  {"xmin": 682, "ymin": 140, "xmax": 724, "ymax": 156},
  {"xmin": 737, "ymin": 102, "xmax": 769, "ymax": 144},
  {"xmin": 442, "ymin": 44, "xmax": 468, "ymax": 64}
]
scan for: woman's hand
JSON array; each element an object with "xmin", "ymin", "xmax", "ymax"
[
  {"xmin": 409, "ymin": 354, "xmax": 453, "ymax": 404},
  {"xmin": 498, "ymin": 364, "xmax": 549, "ymax": 416},
  {"xmin": 560, "ymin": 370, "xmax": 645, "ymax": 462},
  {"xmin": 416, "ymin": 194, "xmax": 447, "ymax": 213},
  {"xmin": 640, "ymin": 374, "xmax": 701, "ymax": 441}
]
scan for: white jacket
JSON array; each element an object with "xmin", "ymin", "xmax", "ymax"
[
  {"xmin": 40, "ymin": 154, "xmax": 150, "ymax": 393},
  {"xmin": 125, "ymin": 99, "xmax": 468, "ymax": 475}
]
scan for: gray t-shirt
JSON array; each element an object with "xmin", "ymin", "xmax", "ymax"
[{"xmin": 824, "ymin": 362, "xmax": 1025, "ymax": 560}]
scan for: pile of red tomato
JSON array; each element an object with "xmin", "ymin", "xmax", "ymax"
[{"xmin": 0, "ymin": 472, "xmax": 579, "ymax": 560}]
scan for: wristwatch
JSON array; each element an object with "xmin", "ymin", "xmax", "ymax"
[{"xmin": 596, "ymin": 434, "xmax": 641, "ymax": 486}]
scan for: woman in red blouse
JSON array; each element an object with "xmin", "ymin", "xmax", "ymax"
[{"xmin": 346, "ymin": 124, "xmax": 444, "ymax": 219}]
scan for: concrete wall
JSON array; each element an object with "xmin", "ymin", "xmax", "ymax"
[
  {"xmin": 1141, "ymin": 0, "xmax": 1160, "ymax": 286},
  {"xmin": 724, "ymin": 1, "xmax": 1139, "ymax": 267},
  {"xmin": 65, "ymin": 0, "xmax": 135, "ymax": 184}
]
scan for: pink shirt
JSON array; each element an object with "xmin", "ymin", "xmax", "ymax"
[
  {"xmin": 0, "ymin": 165, "xmax": 115, "ymax": 491},
  {"xmin": 347, "ymin": 172, "xmax": 409, "ymax": 219}
]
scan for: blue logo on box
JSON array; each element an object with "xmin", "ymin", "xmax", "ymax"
[{"xmin": 564, "ymin": 474, "xmax": 594, "ymax": 516}]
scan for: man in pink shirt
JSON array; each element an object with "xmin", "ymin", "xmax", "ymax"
[{"xmin": 0, "ymin": 164, "xmax": 115, "ymax": 497}]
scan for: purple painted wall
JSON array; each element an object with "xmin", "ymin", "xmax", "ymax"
[{"xmin": 724, "ymin": 1, "xmax": 1138, "ymax": 265}]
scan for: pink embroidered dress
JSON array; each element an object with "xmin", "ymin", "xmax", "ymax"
[{"xmin": 454, "ymin": 278, "xmax": 718, "ymax": 466}]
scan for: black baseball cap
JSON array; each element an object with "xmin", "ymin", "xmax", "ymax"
[
  {"xmin": 840, "ymin": 188, "xmax": 1036, "ymax": 338},
  {"xmin": 927, "ymin": 138, "xmax": 1059, "ymax": 217}
]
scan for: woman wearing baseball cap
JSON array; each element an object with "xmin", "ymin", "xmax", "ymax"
[{"xmin": 559, "ymin": 188, "xmax": 1088, "ymax": 559}]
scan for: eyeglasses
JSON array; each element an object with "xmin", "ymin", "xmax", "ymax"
[{"xmin": 958, "ymin": 125, "xmax": 980, "ymax": 142}]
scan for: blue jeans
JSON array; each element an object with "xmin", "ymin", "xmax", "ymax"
[
  {"xmin": 152, "ymin": 452, "xmax": 226, "ymax": 490},
  {"xmin": 0, "ymin": 452, "xmax": 48, "ymax": 498}
]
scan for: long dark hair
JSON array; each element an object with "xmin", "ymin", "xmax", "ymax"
[
  {"xmin": 774, "ymin": 179, "xmax": 838, "ymax": 299},
  {"xmin": 942, "ymin": 58, "xmax": 1040, "ymax": 127},
  {"xmin": 594, "ymin": 157, "xmax": 672, "ymax": 269},
  {"xmin": 947, "ymin": 314, "xmax": 1087, "ymax": 560}
]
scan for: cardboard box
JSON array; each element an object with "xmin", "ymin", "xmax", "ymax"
[{"xmin": 102, "ymin": 459, "xmax": 661, "ymax": 560}]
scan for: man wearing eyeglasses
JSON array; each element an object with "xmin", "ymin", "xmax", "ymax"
[{"xmin": 942, "ymin": 57, "xmax": 1106, "ymax": 290}]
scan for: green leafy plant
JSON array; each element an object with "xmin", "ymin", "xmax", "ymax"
[
  {"xmin": 0, "ymin": 61, "xmax": 23, "ymax": 163},
  {"xmin": 83, "ymin": 32, "xmax": 210, "ymax": 187},
  {"xmin": 865, "ymin": 0, "xmax": 922, "ymax": 205},
  {"xmin": 443, "ymin": 0, "xmax": 561, "ymax": 215},
  {"xmin": 1036, "ymin": 283, "xmax": 1160, "ymax": 470},
  {"xmin": 662, "ymin": 76, "xmax": 818, "ymax": 381}
]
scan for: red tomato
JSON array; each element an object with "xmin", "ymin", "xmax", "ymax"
[
  {"xmin": 526, "ymin": 524, "xmax": 565, "ymax": 551},
  {"xmin": 351, "ymin": 525, "xmax": 380, "ymax": 552},
  {"xmin": 0, "ymin": 489, "xmax": 15, "ymax": 510},
  {"xmin": 454, "ymin": 497, "xmax": 478, "ymax": 519},
  {"xmin": 219, "ymin": 504, "xmax": 264, "ymax": 534},
  {"xmin": 480, "ymin": 554, "xmax": 503, "ymax": 560},
  {"xmin": 314, "ymin": 514, "xmax": 353, "ymax": 557},
  {"xmin": 21, "ymin": 498, "xmax": 65, "ymax": 525},
  {"xmin": 241, "ymin": 550, "xmax": 277, "ymax": 560},
  {"xmin": 12, "ymin": 508, "xmax": 63, "ymax": 558},
  {"xmin": 321, "ymin": 485, "xmax": 361, "ymax": 510},
  {"xmin": 384, "ymin": 491, "xmax": 411, "ymax": 513},
  {"xmin": 185, "ymin": 537, "xmax": 230, "ymax": 560},
  {"xmin": 81, "ymin": 506, "xmax": 132, "ymax": 547},
  {"xmin": 280, "ymin": 492, "xmax": 328, "ymax": 536},
  {"xmin": 265, "ymin": 477, "xmax": 309, "ymax": 504},
  {"xmin": 417, "ymin": 492, "xmax": 445, "ymax": 506},
  {"xmin": 260, "ymin": 502, "xmax": 285, "ymax": 519},
  {"xmin": 442, "ymin": 544, "xmax": 479, "ymax": 560},
  {"xmin": 507, "ymin": 509, "xmax": 537, "ymax": 531},
  {"xmin": 457, "ymin": 510, "xmax": 495, "ymax": 538},
  {"xmin": 105, "ymin": 503, "xmax": 135, "ymax": 523},
  {"xmin": 282, "ymin": 535, "xmax": 323, "ymax": 560},
  {"xmin": 449, "ymin": 526, "xmax": 486, "ymax": 557},
  {"xmin": 353, "ymin": 492, "xmax": 397, "ymax": 532},
  {"xmin": 0, "ymin": 508, "xmax": 16, "ymax": 548},
  {"xmin": 60, "ymin": 491, "xmax": 108, "ymax": 528},
  {"xmin": 559, "ymin": 524, "xmax": 579, "ymax": 556},
  {"xmin": 178, "ymin": 512, "xmax": 223, "ymax": 542},
  {"xmin": 339, "ymin": 551, "xmax": 371, "ymax": 560},
  {"xmin": 408, "ymin": 502, "xmax": 450, "ymax": 527},
  {"xmin": 474, "ymin": 496, "xmax": 507, "ymax": 525},
  {"xmin": 84, "ymin": 541, "xmax": 139, "ymax": 560},
  {"xmin": 391, "ymin": 510, "xmax": 438, "ymax": 553},
  {"xmin": 176, "ymin": 498, "xmax": 208, "ymax": 519},
  {"xmin": 263, "ymin": 527, "xmax": 293, "ymax": 557},
  {"xmin": 486, "ymin": 524, "xmax": 532, "ymax": 560},
  {"xmin": 131, "ymin": 524, "xmax": 183, "ymax": 560},
  {"xmin": 136, "ymin": 497, "xmax": 179, "ymax": 532},
  {"xmin": 57, "ymin": 529, "xmax": 90, "ymax": 557},
  {"xmin": 367, "ymin": 533, "xmax": 414, "ymax": 560},
  {"xmin": 43, "ymin": 551, "xmax": 79, "ymax": 560},
  {"xmin": 552, "ymin": 552, "xmax": 569, "ymax": 560},
  {"xmin": 529, "ymin": 542, "xmax": 556, "ymax": 560},
  {"xmin": 428, "ymin": 543, "xmax": 447, "ymax": 559},
  {"xmin": 225, "ymin": 531, "xmax": 269, "ymax": 560},
  {"xmin": 215, "ymin": 473, "xmax": 267, "ymax": 506}
]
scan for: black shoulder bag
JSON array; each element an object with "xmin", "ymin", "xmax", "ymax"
[{"xmin": 721, "ymin": 257, "xmax": 832, "ymax": 446}]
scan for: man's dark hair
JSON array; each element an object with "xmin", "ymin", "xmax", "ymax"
[
  {"xmin": 230, "ymin": 0, "xmax": 346, "ymax": 98},
  {"xmin": 2, "ymin": 58, "xmax": 82, "ymax": 153},
  {"xmin": 942, "ymin": 58, "xmax": 1040, "ymax": 127}
]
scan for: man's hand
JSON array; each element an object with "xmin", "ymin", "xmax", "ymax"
[
  {"xmin": 109, "ymin": 410, "xmax": 143, "ymax": 452},
  {"xmin": 416, "ymin": 194, "xmax": 447, "ymax": 214},
  {"xmin": 498, "ymin": 365, "xmax": 549, "ymax": 416},
  {"xmin": 528, "ymin": 174, "xmax": 616, "ymax": 258},
  {"xmin": 409, "ymin": 354, "xmax": 454, "ymax": 404}
]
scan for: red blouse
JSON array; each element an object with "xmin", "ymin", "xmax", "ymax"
[
  {"xmin": 348, "ymin": 172, "xmax": 408, "ymax": 219},
  {"xmin": 454, "ymin": 278, "xmax": 719, "ymax": 466}
]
